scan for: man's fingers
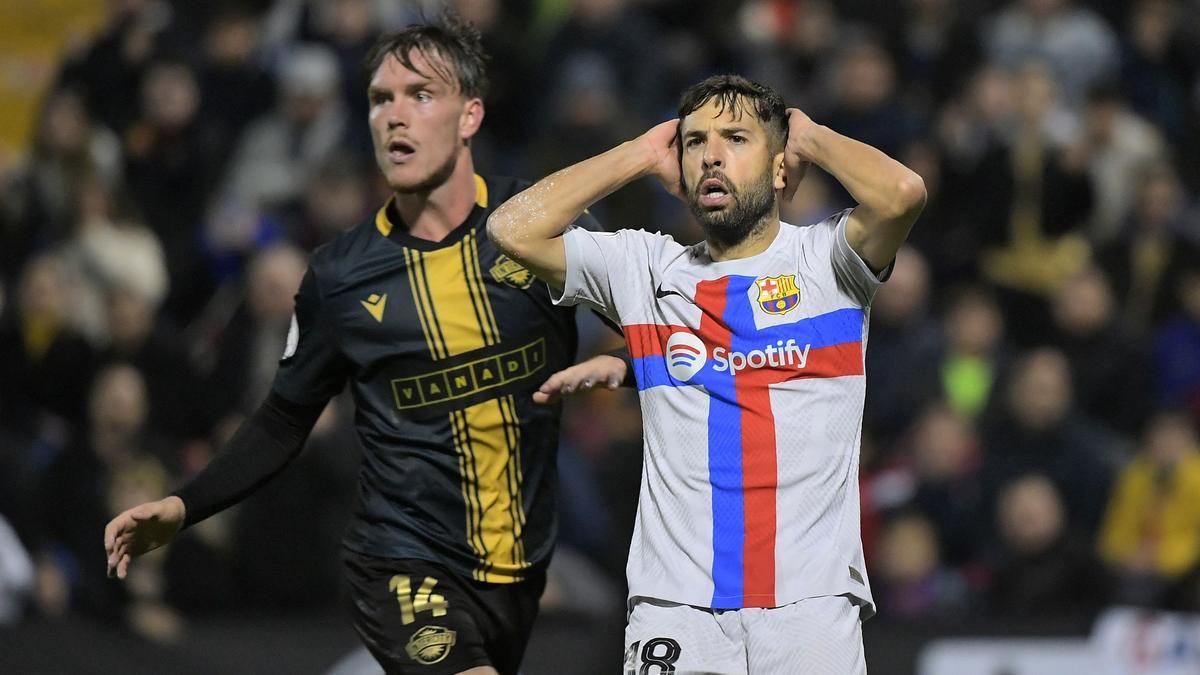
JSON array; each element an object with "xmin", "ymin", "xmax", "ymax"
[
  {"xmin": 105, "ymin": 513, "xmax": 135, "ymax": 548},
  {"xmin": 117, "ymin": 554, "xmax": 131, "ymax": 580},
  {"xmin": 104, "ymin": 520, "xmax": 118, "ymax": 551}
]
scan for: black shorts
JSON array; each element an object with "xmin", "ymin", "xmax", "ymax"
[{"xmin": 343, "ymin": 551, "xmax": 546, "ymax": 675}]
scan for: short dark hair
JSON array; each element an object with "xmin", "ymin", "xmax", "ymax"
[
  {"xmin": 678, "ymin": 75, "xmax": 787, "ymax": 152},
  {"xmin": 363, "ymin": 10, "xmax": 489, "ymax": 100}
]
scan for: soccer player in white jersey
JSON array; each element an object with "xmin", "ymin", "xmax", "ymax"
[{"xmin": 488, "ymin": 75, "xmax": 925, "ymax": 673}]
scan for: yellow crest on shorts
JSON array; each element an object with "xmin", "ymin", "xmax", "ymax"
[{"xmin": 405, "ymin": 625, "xmax": 457, "ymax": 664}]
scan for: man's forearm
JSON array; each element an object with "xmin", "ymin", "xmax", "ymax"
[
  {"xmin": 173, "ymin": 392, "xmax": 324, "ymax": 527},
  {"xmin": 795, "ymin": 124, "xmax": 923, "ymax": 221},
  {"xmin": 487, "ymin": 138, "xmax": 656, "ymax": 285},
  {"xmin": 789, "ymin": 121, "xmax": 924, "ymax": 270}
]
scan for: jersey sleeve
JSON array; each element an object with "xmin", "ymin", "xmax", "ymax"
[
  {"xmin": 271, "ymin": 266, "xmax": 350, "ymax": 405},
  {"xmin": 825, "ymin": 208, "xmax": 892, "ymax": 308},
  {"xmin": 550, "ymin": 227, "xmax": 651, "ymax": 323}
]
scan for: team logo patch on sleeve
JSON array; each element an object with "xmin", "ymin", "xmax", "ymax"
[
  {"xmin": 756, "ymin": 275, "xmax": 800, "ymax": 315},
  {"xmin": 405, "ymin": 625, "xmax": 457, "ymax": 664}
]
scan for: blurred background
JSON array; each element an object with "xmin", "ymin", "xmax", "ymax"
[{"xmin": 1, "ymin": 0, "xmax": 1199, "ymax": 673}]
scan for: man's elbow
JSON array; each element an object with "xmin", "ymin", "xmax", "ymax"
[
  {"xmin": 891, "ymin": 172, "xmax": 927, "ymax": 220},
  {"xmin": 486, "ymin": 211, "xmax": 520, "ymax": 257}
]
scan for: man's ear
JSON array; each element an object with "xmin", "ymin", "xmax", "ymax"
[
  {"xmin": 460, "ymin": 98, "xmax": 485, "ymax": 141},
  {"xmin": 773, "ymin": 150, "xmax": 787, "ymax": 191}
]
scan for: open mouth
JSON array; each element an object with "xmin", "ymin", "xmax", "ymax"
[
  {"xmin": 698, "ymin": 177, "xmax": 731, "ymax": 209},
  {"xmin": 387, "ymin": 139, "xmax": 416, "ymax": 163}
]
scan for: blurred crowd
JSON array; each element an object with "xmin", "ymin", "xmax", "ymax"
[{"xmin": 1, "ymin": 0, "xmax": 1200, "ymax": 646}]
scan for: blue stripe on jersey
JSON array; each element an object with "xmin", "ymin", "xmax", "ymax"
[
  {"xmin": 631, "ymin": 354, "xmax": 674, "ymax": 389},
  {"xmin": 707, "ymin": 275, "xmax": 751, "ymax": 607}
]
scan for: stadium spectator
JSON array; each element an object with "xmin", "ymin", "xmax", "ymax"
[
  {"xmin": 538, "ymin": 0, "xmax": 665, "ymax": 127},
  {"xmin": 864, "ymin": 246, "xmax": 942, "ymax": 443},
  {"xmin": 218, "ymin": 43, "xmax": 349, "ymax": 214},
  {"xmin": 1120, "ymin": 0, "xmax": 1198, "ymax": 144},
  {"xmin": 1050, "ymin": 266, "xmax": 1151, "ymax": 436},
  {"xmin": 1152, "ymin": 271, "xmax": 1200, "ymax": 419},
  {"xmin": 124, "ymin": 58, "xmax": 221, "ymax": 319},
  {"xmin": 287, "ymin": 153, "xmax": 374, "ymax": 249},
  {"xmin": 0, "ymin": 255, "xmax": 96, "ymax": 434},
  {"xmin": 5, "ymin": 88, "xmax": 122, "ymax": 259},
  {"xmin": 983, "ymin": 0, "xmax": 1120, "ymax": 105},
  {"xmin": 195, "ymin": 5, "xmax": 278, "ymax": 176},
  {"xmin": 55, "ymin": 0, "xmax": 176, "ymax": 135},
  {"xmin": 990, "ymin": 474, "xmax": 1110, "ymax": 619},
  {"xmin": 980, "ymin": 348, "xmax": 1121, "ymax": 534},
  {"xmin": 885, "ymin": 0, "xmax": 982, "ymax": 111},
  {"xmin": 906, "ymin": 404, "xmax": 986, "ymax": 568},
  {"xmin": 1096, "ymin": 161, "xmax": 1200, "ymax": 334},
  {"xmin": 822, "ymin": 35, "xmax": 922, "ymax": 166},
  {"xmin": 1099, "ymin": 411, "xmax": 1200, "ymax": 607},
  {"xmin": 1080, "ymin": 83, "xmax": 1167, "ymax": 243},
  {"xmin": 974, "ymin": 62, "xmax": 1094, "ymax": 342},
  {"xmin": 33, "ymin": 364, "xmax": 180, "ymax": 640},
  {"xmin": 936, "ymin": 286, "xmax": 1008, "ymax": 420},
  {"xmin": 873, "ymin": 511, "xmax": 968, "ymax": 619},
  {"xmin": 206, "ymin": 243, "xmax": 307, "ymax": 420}
]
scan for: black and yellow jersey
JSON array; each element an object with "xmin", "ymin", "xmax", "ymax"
[{"xmin": 273, "ymin": 174, "xmax": 595, "ymax": 583}]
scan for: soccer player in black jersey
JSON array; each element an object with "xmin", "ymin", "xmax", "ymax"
[{"xmin": 104, "ymin": 14, "xmax": 629, "ymax": 675}]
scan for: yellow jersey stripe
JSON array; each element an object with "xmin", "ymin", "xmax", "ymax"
[
  {"xmin": 402, "ymin": 248, "xmax": 446, "ymax": 360},
  {"xmin": 419, "ymin": 244, "xmax": 489, "ymax": 356},
  {"xmin": 458, "ymin": 233, "xmax": 498, "ymax": 347},
  {"xmin": 473, "ymin": 174, "xmax": 488, "ymax": 208},
  {"xmin": 464, "ymin": 232, "xmax": 502, "ymax": 342},
  {"xmin": 499, "ymin": 394, "xmax": 527, "ymax": 568},
  {"xmin": 450, "ymin": 408, "xmax": 489, "ymax": 581},
  {"xmin": 412, "ymin": 251, "xmax": 452, "ymax": 359},
  {"xmin": 460, "ymin": 397, "xmax": 523, "ymax": 581}
]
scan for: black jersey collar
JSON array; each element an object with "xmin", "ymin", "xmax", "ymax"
[{"xmin": 375, "ymin": 174, "xmax": 489, "ymax": 252}]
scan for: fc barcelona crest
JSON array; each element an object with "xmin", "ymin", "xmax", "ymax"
[{"xmin": 756, "ymin": 275, "xmax": 800, "ymax": 315}]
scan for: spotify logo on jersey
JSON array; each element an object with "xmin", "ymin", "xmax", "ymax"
[{"xmin": 666, "ymin": 332, "xmax": 707, "ymax": 381}]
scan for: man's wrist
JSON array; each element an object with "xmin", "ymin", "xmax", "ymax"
[
  {"xmin": 626, "ymin": 137, "xmax": 663, "ymax": 179},
  {"xmin": 164, "ymin": 495, "xmax": 187, "ymax": 523}
]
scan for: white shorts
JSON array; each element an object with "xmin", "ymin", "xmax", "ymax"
[{"xmin": 623, "ymin": 595, "xmax": 866, "ymax": 674}]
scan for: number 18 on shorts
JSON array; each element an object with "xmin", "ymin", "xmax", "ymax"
[{"xmin": 623, "ymin": 596, "xmax": 867, "ymax": 674}]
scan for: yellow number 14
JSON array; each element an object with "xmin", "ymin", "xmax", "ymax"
[{"xmin": 388, "ymin": 575, "xmax": 449, "ymax": 626}]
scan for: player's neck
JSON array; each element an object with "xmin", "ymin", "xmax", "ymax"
[
  {"xmin": 707, "ymin": 216, "xmax": 781, "ymax": 262},
  {"xmin": 393, "ymin": 149, "xmax": 478, "ymax": 242}
]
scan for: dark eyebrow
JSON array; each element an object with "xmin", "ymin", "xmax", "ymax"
[
  {"xmin": 720, "ymin": 126, "xmax": 753, "ymax": 136},
  {"xmin": 367, "ymin": 86, "xmax": 391, "ymax": 98}
]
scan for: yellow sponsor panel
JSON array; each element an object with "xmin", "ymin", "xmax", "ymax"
[{"xmin": 390, "ymin": 339, "xmax": 545, "ymax": 410}]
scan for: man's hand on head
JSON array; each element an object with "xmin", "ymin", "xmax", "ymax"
[
  {"xmin": 782, "ymin": 108, "xmax": 817, "ymax": 202},
  {"xmin": 639, "ymin": 119, "xmax": 685, "ymax": 201}
]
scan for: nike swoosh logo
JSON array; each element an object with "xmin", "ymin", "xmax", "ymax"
[{"xmin": 654, "ymin": 286, "xmax": 692, "ymax": 303}]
